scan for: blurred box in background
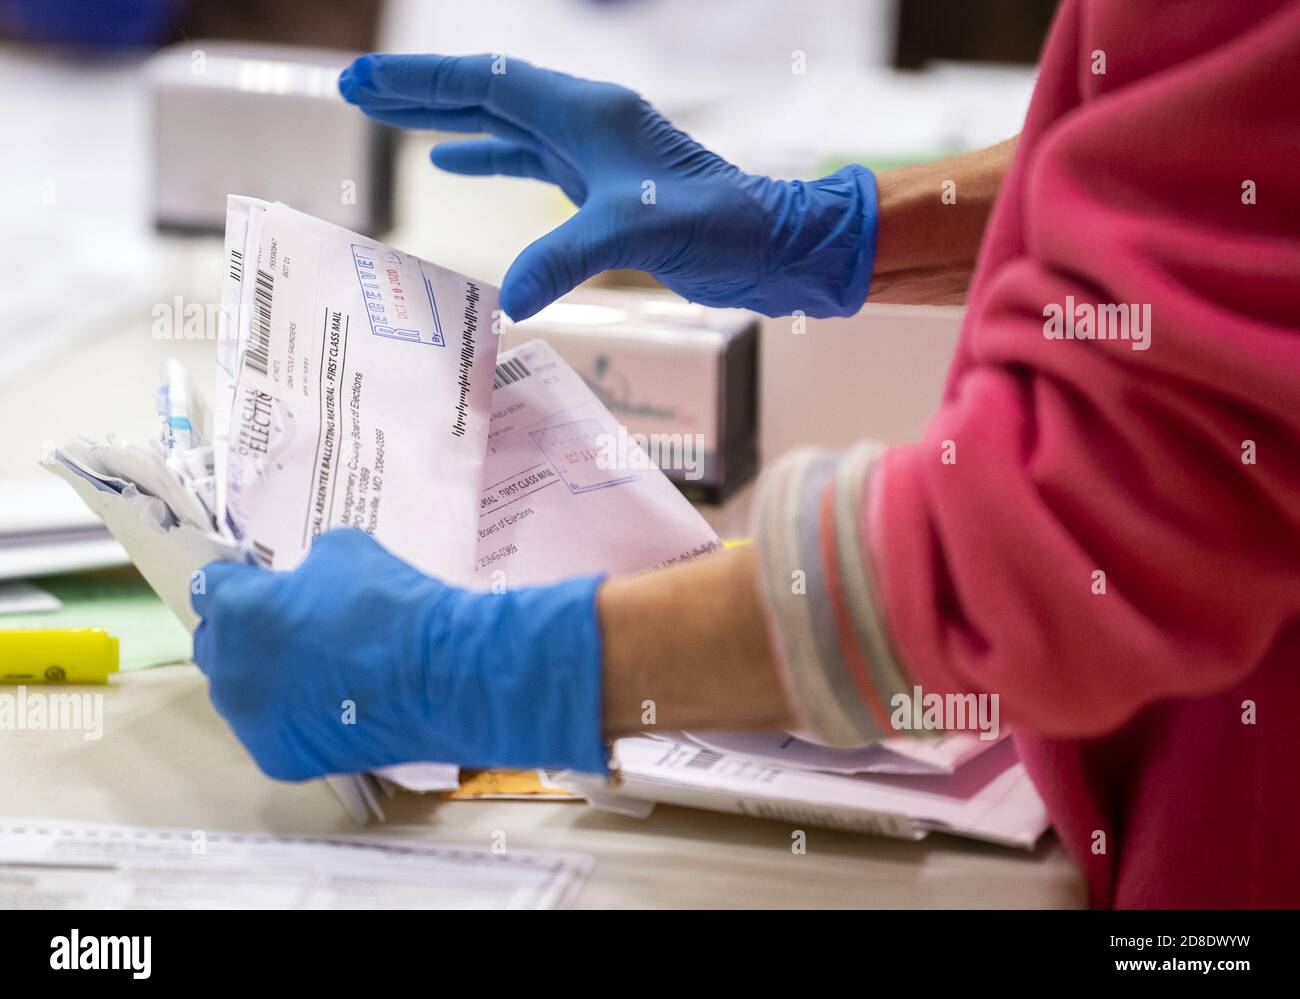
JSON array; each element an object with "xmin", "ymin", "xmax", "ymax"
[
  {"xmin": 146, "ymin": 41, "xmax": 392, "ymax": 235},
  {"xmin": 893, "ymin": 0, "xmax": 1057, "ymax": 69},
  {"xmin": 509, "ymin": 290, "xmax": 759, "ymax": 505}
]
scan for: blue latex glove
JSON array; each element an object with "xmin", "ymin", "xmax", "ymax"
[
  {"xmin": 338, "ymin": 53, "xmax": 878, "ymax": 322},
  {"xmin": 191, "ymin": 529, "xmax": 608, "ymax": 780},
  {"xmin": 0, "ymin": 0, "xmax": 183, "ymax": 47}
]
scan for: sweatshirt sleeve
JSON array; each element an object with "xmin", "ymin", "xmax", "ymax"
[{"xmin": 753, "ymin": 0, "xmax": 1300, "ymax": 744}]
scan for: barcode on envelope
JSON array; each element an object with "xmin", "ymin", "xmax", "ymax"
[
  {"xmin": 493, "ymin": 356, "xmax": 531, "ymax": 390},
  {"xmin": 245, "ymin": 268, "xmax": 275, "ymax": 376},
  {"xmin": 686, "ymin": 749, "xmax": 723, "ymax": 771},
  {"xmin": 228, "ymin": 248, "xmax": 243, "ymax": 285},
  {"xmin": 251, "ymin": 539, "xmax": 275, "ymax": 568}
]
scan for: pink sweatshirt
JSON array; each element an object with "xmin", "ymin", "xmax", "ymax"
[{"xmin": 754, "ymin": 0, "xmax": 1300, "ymax": 907}]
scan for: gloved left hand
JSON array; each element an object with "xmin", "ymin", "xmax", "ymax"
[
  {"xmin": 191, "ymin": 528, "xmax": 608, "ymax": 780},
  {"xmin": 337, "ymin": 53, "xmax": 878, "ymax": 322}
]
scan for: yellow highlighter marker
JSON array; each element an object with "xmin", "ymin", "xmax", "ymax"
[{"xmin": 0, "ymin": 629, "xmax": 120, "ymax": 684}]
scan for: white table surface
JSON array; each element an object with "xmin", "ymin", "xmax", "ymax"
[{"xmin": 3, "ymin": 665, "xmax": 1085, "ymax": 908}]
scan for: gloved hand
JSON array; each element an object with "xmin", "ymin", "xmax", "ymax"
[
  {"xmin": 191, "ymin": 528, "xmax": 607, "ymax": 780},
  {"xmin": 338, "ymin": 53, "xmax": 878, "ymax": 321}
]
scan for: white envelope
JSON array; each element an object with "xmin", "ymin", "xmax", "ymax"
[
  {"xmin": 682, "ymin": 730, "xmax": 1004, "ymax": 776},
  {"xmin": 42, "ymin": 449, "xmax": 239, "ymax": 633},
  {"xmin": 561, "ymin": 734, "xmax": 1051, "ymax": 849},
  {"xmin": 217, "ymin": 197, "xmax": 499, "ymax": 583},
  {"xmin": 472, "ymin": 338, "xmax": 722, "ymax": 589}
]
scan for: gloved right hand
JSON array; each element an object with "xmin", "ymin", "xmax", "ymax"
[
  {"xmin": 338, "ymin": 53, "xmax": 879, "ymax": 322},
  {"xmin": 191, "ymin": 528, "xmax": 608, "ymax": 781}
]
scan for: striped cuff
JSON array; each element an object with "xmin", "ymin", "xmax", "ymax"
[{"xmin": 752, "ymin": 442, "xmax": 918, "ymax": 746}]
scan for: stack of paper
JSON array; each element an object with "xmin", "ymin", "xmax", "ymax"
[
  {"xmin": 0, "ymin": 819, "xmax": 589, "ymax": 909},
  {"xmin": 552, "ymin": 732, "xmax": 1050, "ymax": 849},
  {"xmin": 684, "ymin": 730, "xmax": 995, "ymax": 776},
  {"xmin": 0, "ymin": 581, "xmax": 62, "ymax": 615},
  {"xmin": 0, "ymin": 477, "xmax": 126, "ymax": 581},
  {"xmin": 44, "ymin": 197, "xmax": 722, "ymax": 823}
]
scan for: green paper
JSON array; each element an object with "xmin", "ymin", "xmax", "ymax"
[{"xmin": 0, "ymin": 570, "xmax": 192, "ymax": 671}]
